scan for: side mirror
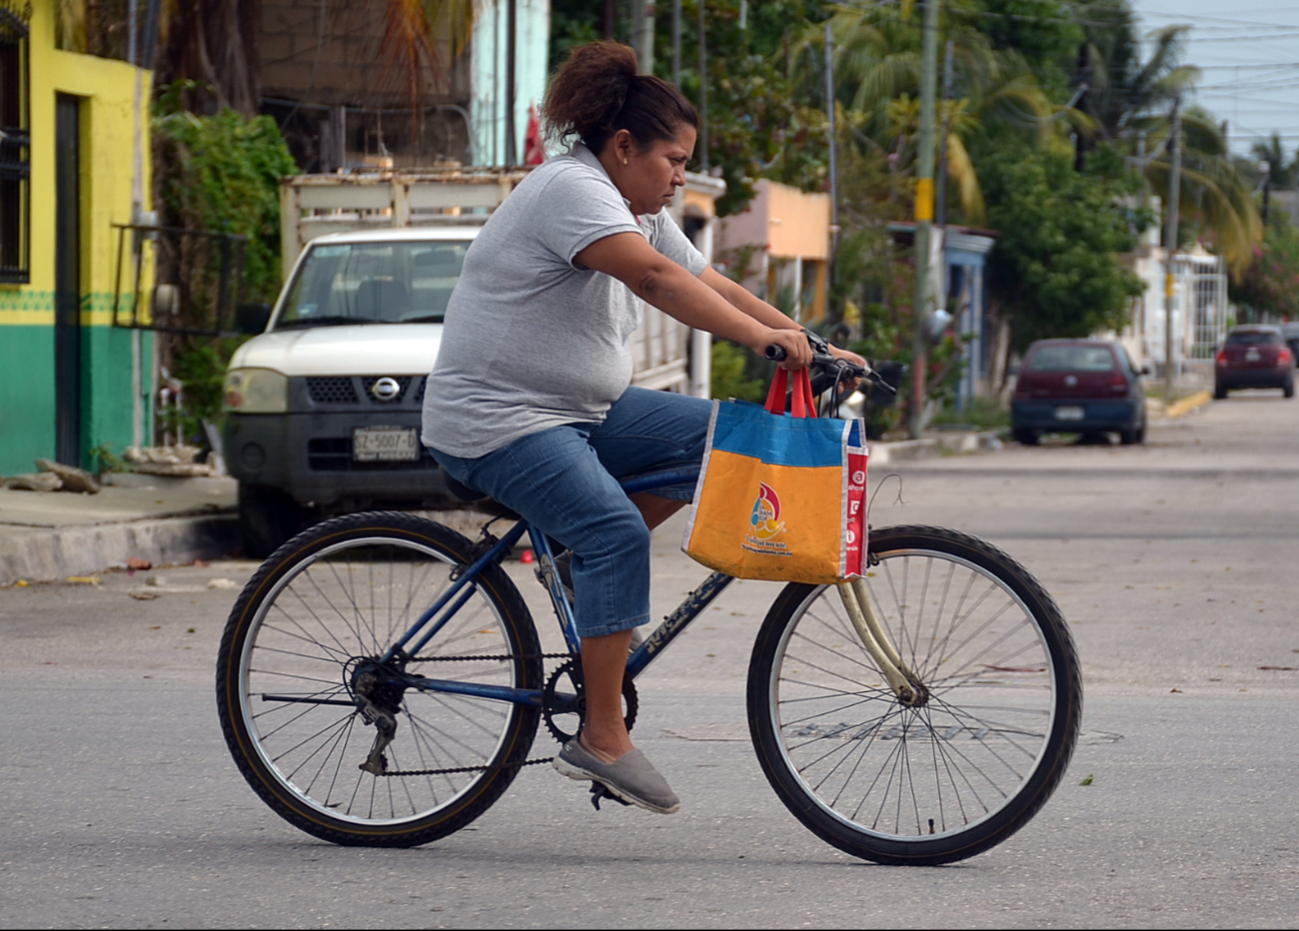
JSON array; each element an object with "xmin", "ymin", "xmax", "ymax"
[
  {"xmin": 1139, "ymin": 365, "xmax": 1151, "ymax": 376},
  {"xmin": 1007, "ymin": 363, "xmax": 1021, "ymax": 377},
  {"xmin": 235, "ymin": 302, "xmax": 272, "ymax": 335}
]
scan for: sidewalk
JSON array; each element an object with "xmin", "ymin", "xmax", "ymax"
[{"xmin": 0, "ymin": 411, "xmax": 1204, "ymax": 589}]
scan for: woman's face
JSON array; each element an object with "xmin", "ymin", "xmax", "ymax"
[{"xmin": 607, "ymin": 126, "xmax": 698, "ymax": 216}]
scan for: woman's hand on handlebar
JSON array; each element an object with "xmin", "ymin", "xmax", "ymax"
[
  {"xmin": 756, "ymin": 328, "xmax": 814, "ymax": 370},
  {"xmin": 826, "ymin": 343, "xmax": 868, "ymax": 391}
]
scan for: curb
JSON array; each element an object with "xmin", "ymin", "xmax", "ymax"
[
  {"xmin": 0, "ymin": 515, "xmax": 238, "ymax": 587},
  {"xmin": 869, "ymin": 430, "xmax": 1004, "ymax": 465},
  {"xmin": 1165, "ymin": 390, "xmax": 1212, "ymax": 419}
]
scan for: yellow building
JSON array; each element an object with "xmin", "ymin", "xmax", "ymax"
[
  {"xmin": 713, "ymin": 179, "xmax": 832, "ymax": 323},
  {"xmin": 0, "ymin": 0, "xmax": 153, "ymax": 474}
]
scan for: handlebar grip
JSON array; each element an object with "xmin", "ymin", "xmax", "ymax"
[{"xmin": 765, "ymin": 344, "xmax": 788, "ymax": 362}]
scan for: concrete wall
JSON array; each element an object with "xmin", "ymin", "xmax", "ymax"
[{"xmin": 0, "ymin": 0, "xmax": 153, "ymax": 474}]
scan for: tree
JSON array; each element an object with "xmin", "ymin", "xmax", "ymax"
[
  {"xmin": 1252, "ymin": 132, "xmax": 1299, "ymax": 192},
  {"xmin": 981, "ymin": 142, "xmax": 1146, "ymax": 352},
  {"xmin": 1230, "ymin": 212, "xmax": 1299, "ymax": 322}
]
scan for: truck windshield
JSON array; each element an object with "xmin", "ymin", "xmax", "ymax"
[{"xmin": 275, "ymin": 241, "xmax": 470, "ymax": 329}]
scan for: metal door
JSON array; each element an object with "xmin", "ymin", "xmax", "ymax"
[{"xmin": 54, "ymin": 94, "xmax": 80, "ymax": 465}]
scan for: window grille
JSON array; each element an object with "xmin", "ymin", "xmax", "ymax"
[{"xmin": 0, "ymin": 6, "xmax": 29, "ymax": 284}]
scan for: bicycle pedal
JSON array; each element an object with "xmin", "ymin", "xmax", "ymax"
[{"xmin": 588, "ymin": 781, "xmax": 631, "ymax": 811}]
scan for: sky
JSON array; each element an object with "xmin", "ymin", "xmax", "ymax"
[{"xmin": 1130, "ymin": 1, "xmax": 1299, "ymax": 159}]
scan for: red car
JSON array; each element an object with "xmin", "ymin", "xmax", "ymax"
[
  {"xmin": 1214, "ymin": 325, "xmax": 1294, "ymax": 399},
  {"xmin": 1011, "ymin": 339, "xmax": 1148, "ymax": 445}
]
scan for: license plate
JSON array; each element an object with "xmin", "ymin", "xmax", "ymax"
[
  {"xmin": 1055, "ymin": 405, "xmax": 1085, "ymax": 421},
  {"xmin": 1246, "ymin": 349, "xmax": 1260, "ymax": 362},
  {"xmin": 352, "ymin": 426, "xmax": 420, "ymax": 461}
]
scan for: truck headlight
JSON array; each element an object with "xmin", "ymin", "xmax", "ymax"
[{"xmin": 224, "ymin": 368, "xmax": 288, "ymax": 413}]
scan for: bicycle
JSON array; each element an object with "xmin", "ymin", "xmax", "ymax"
[{"xmin": 215, "ymin": 345, "xmax": 1083, "ymax": 866}]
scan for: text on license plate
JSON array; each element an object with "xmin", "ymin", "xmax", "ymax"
[
  {"xmin": 1054, "ymin": 405, "xmax": 1085, "ymax": 421},
  {"xmin": 353, "ymin": 426, "xmax": 420, "ymax": 461}
]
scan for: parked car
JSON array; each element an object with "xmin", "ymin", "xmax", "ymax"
[
  {"xmin": 1279, "ymin": 322, "xmax": 1299, "ymax": 368},
  {"xmin": 1213, "ymin": 325, "xmax": 1294, "ymax": 399},
  {"xmin": 1011, "ymin": 339, "xmax": 1148, "ymax": 445}
]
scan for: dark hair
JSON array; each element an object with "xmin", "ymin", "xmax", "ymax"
[{"xmin": 543, "ymin": 41, "xmax": 698, "ymax": 155}]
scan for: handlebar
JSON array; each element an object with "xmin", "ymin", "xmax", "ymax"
[{"xmin": 765, "ymin": 332, "xmax": 898, "ymax": 397}]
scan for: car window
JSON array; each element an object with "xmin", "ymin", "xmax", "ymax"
[
  {"xmin": 1027, "ymin": 345, "xmax": 1116, "ymax": 372},
  {"xmin": 1226, "ymin": 330, "xmax": 1281, "ymax": 346},
  {"xmin": 276, "ymin": 241, "xmax": 470, "ymax": 328}
]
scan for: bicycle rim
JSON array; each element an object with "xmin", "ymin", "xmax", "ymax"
[
  {"xmin": 218, "ymin": 513, "xmax": 541, "ymax": 845},
  {"xmin": 749, "ymin": 525, "xmax": 1081, "ymax": 865}
]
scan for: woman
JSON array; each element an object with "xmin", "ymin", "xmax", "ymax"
[{"xmin": 422, "ymin": 41, "xmax": 862, "ymax": 814}]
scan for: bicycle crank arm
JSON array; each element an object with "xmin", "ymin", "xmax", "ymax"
[{"xmin": 837, "ymin": 581, "xmax": 929, "ymax": 707}]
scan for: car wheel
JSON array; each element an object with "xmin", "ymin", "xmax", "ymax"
[
  {"xmin": 1285, "ymin": 379, "xmax": 1294, "ymax": 399},
  {"xmin": 1120, "ymin": 422, "xmax": 1145, "ymax": 445},
  {"xmin": 1213, "ymin": 382, "xmax": 1228, "ymax": 400},
  {"xmin": 1013, "ymin": 428, "xmax": 1039, "ymax": 446},
  {"xmin": 237, "ymin": 483, "xmax": 302, "ymax": 559}
]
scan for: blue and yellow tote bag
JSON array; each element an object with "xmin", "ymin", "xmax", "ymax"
[{"xmin": 682, "ymin": 369, "xmax": 868, "ymax": 584}]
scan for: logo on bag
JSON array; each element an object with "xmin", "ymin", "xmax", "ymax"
[{"xmin": 744, "ymin": 482, "xmax": 790, "ymax": 555}]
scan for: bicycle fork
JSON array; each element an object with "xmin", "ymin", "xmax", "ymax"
[{"xmin": 837, "ymin": 580, "xmax": 929, "ymax": 708}]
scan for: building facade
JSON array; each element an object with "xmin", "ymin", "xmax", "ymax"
[{"xmin": 0, "ymin": 0, "xmax": 153, "ymax": 475}]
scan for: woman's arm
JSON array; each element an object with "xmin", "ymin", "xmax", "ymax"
[
  {"xmin": 698, "ymin": 266, "xmax": 866, "ymax": 373},
  {"xmin": 576, "ymin": 232, "xmax": 813, "ymax": 368}
]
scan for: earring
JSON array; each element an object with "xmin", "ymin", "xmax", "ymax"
[{"xmin": 623, "ymin": 158, "xmax": 628, "ymax": 164}]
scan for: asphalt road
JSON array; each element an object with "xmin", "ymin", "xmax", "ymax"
[{"xmin": 3, "ymin": 391, "xmax": 1299, "ymax": 928}]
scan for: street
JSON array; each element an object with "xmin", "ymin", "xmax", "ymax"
[{"xmin": 3, "ymin": 392, "xmax": 1299, "ymax": 928}]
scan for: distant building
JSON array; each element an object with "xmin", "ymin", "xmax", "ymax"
[
  {"xmin": 1114, "ymin": 197, "xmax": 1230, "ymax": 378},
  {"xmin": 259, "ymin": 0, "xmax": 549, "ymax": 170},
  {"xmin": 713, "ymin": 179, "xmax": 832, "ymax": 323},
  {"xmin": 0, "ymin": 0, "xmax": 155, "ymax": 474}
]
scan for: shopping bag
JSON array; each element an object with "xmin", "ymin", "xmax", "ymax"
[{"xmin": 682, "ymin": 367, "xmax": 869, "ymax": 584}]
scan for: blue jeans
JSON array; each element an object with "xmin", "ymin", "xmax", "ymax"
[{"xmin": 427, "ymin": 387, "xmax": 712, "ymax": 638}]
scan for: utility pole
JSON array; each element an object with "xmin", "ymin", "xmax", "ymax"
[
  {"xmin": 934, "ymin": 39, "xmax": 953, "ymax": 228},
  {"xmin": 825, "ymin": 21, "xmax": 839, "ymax": 327},
  {"xmin": 698, "ymin": 1, "xmax": 708, "ymax": 171},
  {"xmin": 631, "ymin": 1, "xmax": 656, "ymax": 75},
  {"xmin": 672, "ymin": 0, "xmax": 682, "ymax": 87},
  {"xmin": 505, "ymin": 0, "xmax": 517, "ymax": 167},
  {"xmin": 1164, "ymin": 96, "xmax": 1182, "ymax": 403},
  {"xmin": 909, "ymin": 0, "xmax": 939, "ymax": 439}
]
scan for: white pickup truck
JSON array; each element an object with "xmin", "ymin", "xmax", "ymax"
[{"xmin": 222, "ymin": 169, "xmax": 720, "ymax": 556}]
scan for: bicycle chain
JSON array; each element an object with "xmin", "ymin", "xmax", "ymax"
[{"xmin": 376, "ymin": 651, "xmax": 576, "ymax": 777}]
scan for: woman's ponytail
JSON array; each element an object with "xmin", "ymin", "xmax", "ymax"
[{"xmin": 543, "ymin": 41, "xmax": 698, "ymax": 155}]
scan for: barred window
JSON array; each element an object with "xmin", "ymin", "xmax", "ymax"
[{"xmin": 0, "ymin": 7, "xmax": 29, "ymax": 284}]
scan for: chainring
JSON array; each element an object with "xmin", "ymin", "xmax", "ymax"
[{"xmin": 541, "ymin": 658, "xmax": 638, "ymax": 745}]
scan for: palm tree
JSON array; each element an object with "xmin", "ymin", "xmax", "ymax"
[
  {"xmin": 1252, "ymin": 132, "xmax": 1299, "ymax": 191},
  {"xmin": 790, "ymin": 2, "xmax": 1067, "ymax": 225}
]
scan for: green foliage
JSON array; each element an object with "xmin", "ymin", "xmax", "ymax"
[
  {"xmin": 153, "ymin": 88, "xmax": 298, "ymax": 303},
  {"xmin": 710, "ymin": 339, "xmax": 769, "ymax": 403},
  {"xmin": 981, "ymin": 142, "xmax": 1147, "ymax": 351},
  {"xmin": 88, "ymin": 443, "xmax": 129, "ymax": 476},
  {"xmin": 931, "ymin": 396, "xmax": 1010, "ymax": 430},
  {"xmin": 1230, "ymin": 212, "xmax": 1299, "ymax": 321}
]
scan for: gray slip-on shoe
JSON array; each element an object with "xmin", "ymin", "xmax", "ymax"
[{"xmin": 553, "ymin": 738, "xmax": 681, "ymax": 814}]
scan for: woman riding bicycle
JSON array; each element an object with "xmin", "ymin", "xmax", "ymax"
[{"xmin": 421, "ymin": 41, "xmax": 863, "ymax": 814}]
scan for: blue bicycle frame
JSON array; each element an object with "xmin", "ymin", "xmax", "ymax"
[{"xmin": 375, "ymin": 466, "xmax": 736, "ymax": 708}]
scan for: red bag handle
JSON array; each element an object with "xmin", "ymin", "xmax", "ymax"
[{"xmin": 764, "ymin": 367, "xmax": 817, "ymax": 419}]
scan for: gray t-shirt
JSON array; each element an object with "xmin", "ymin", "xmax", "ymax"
[{"xmin": 421, "ymin": 144, "xmax": 707, "ymax": 458}]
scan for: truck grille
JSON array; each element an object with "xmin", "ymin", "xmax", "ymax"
[
  {"xmin": 306, "ymin": 377, "xmax": 358, "ymax": 404},
  {"xmin": 305, "ymin": 376, "xmax": 425, "ymax": 406}
]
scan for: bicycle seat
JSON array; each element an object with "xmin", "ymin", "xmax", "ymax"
[{"xmin": 438, "ymin": 466, "xmax": 520, "ymax": 520}]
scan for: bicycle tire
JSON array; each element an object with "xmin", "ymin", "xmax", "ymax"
[
  {"xmin": 747, "ymin": 524, "xmax": 1082, "ymax": 866},
  {"xmin": 216, "ymin": 511, "xmax": 543, "ymax": 847}
]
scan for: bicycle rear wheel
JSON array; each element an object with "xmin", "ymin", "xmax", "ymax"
[
  {"xmin": 216, "ymin": 511, "xmax": 543, "ymax": 847},
  {"xmin": 747, "ymin": 524, "xmax": 1081, "ymax": 866}
]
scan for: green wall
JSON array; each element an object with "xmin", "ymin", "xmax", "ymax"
[{"xmin": 0, "ymin": 325, "xmax": 57, "ymax": 475}]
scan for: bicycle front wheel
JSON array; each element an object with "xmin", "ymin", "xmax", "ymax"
[
  {"xmin": 747, "ymin": 525, "xmax": 1081, "ymax": 866},
  {"xmin": 216, "ymin": 511, "xmax": 543, "ymax": 847}
]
